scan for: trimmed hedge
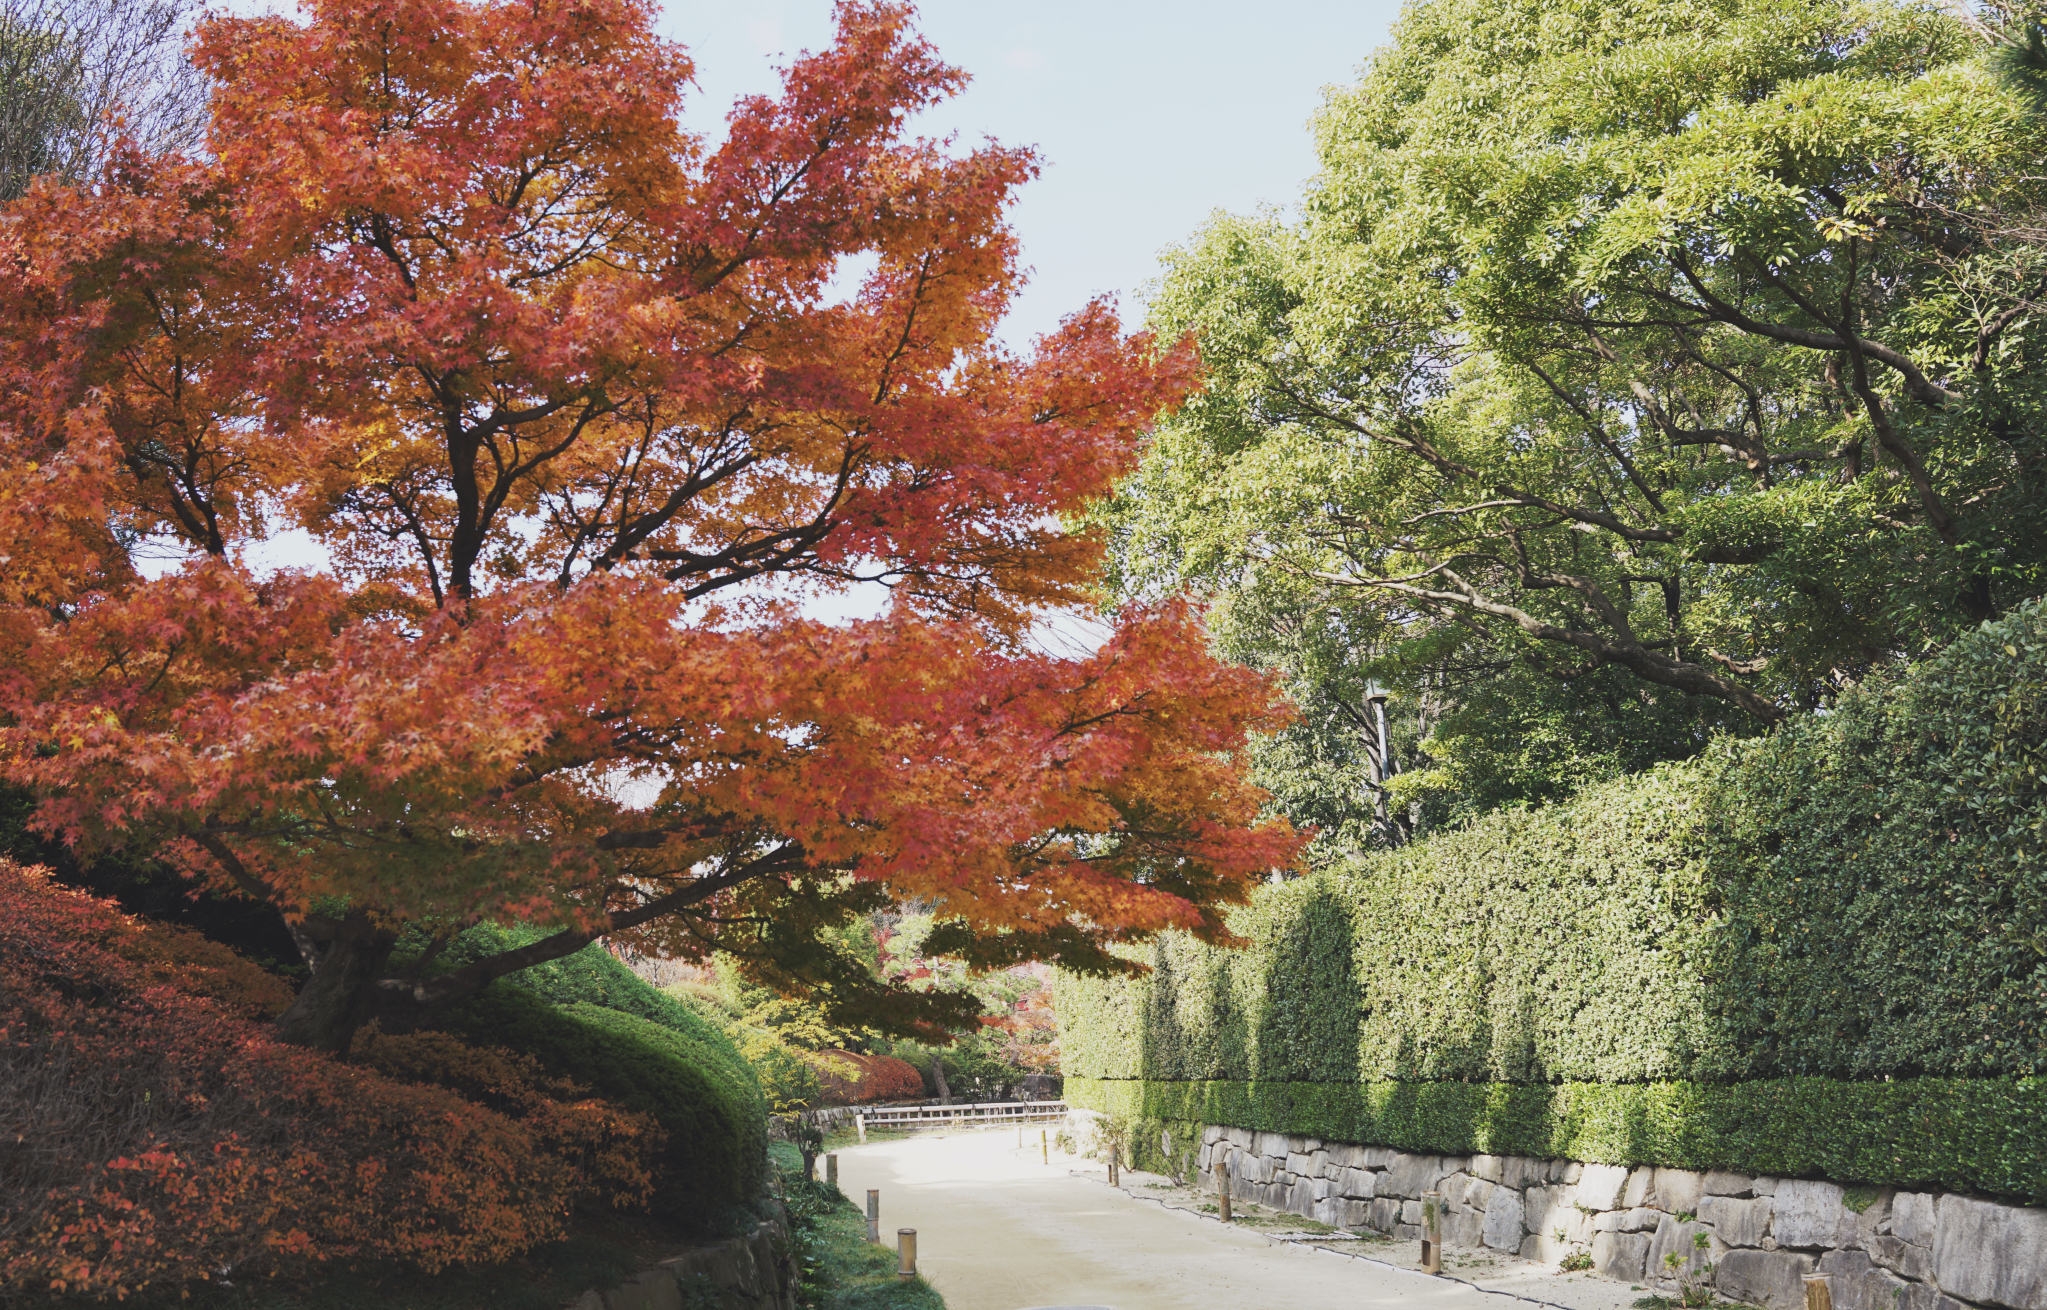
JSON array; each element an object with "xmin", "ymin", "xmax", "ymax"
[
  {"xmin": 1068, "ymin": 1076, "xmax": 2047, "ymax": 1204},
  {"xmin": 416, "ymin": 937, "xmax": 769, "ymax": 1231},
  {"xmin": 1058, "ymin": 603, "xmax": 2047, "ymax": 1200}
]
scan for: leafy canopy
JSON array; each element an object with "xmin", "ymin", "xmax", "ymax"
[
  {"xmin": 1107, "ymin": 0, "xmax": 2047, "ymax": 831},
  {"xmin": 0, "ymin": 0, "xmax": 1302, "ymax": 1050}
]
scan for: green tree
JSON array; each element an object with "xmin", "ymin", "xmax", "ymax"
[
  {"xmin": 1109, "ymin": 0, "xmax": 2047, "ymax": 826},
  {"xmin": 0, "ymin": 0, "xmax": 206, "ymax": 202}
]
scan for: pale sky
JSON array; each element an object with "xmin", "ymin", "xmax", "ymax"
[{"xmin": 661, "ymin": 0, "xmax": 1403, "ymax": 345}]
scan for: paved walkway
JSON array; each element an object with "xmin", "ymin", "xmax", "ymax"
[{"xmin": 827, "ymin": 1130, "xmax": 1624, "ymax": 1310}]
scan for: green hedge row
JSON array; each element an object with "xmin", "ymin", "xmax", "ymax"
[
  {"xmin": 418, "ymin": 932, "xmax": 769, "ymax": 1232},
  {"xmin": 1058, "ymin": 602, "xmax": 2047, "ymax": 1088},
  {"xmin": 1068, "ymin": 1075, "xmax": 2047, "ymax": 1204}
]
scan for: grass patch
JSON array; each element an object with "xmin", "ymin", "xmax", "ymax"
[{"xmin": 772, "ymin": 1143, "xmax": 946, "ymax": 1310}]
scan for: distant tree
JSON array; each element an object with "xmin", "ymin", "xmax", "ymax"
[{"xmin": 0, "ymin": 0, "xmax": 205, "ymax": 201}]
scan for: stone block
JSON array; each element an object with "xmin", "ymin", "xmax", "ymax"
[
  {"xmin": 1704, "ymin": 1170, "xmax": 1755, "ymax": 1198},
  {"xmin": 1368, "ymin": 1197, "xmax": 1401, "ymax": 1232},
  {"xmin": 1287, "ymin": 1179, "xmax": 1317, "ymax": 1213},
  {"xmin": 1287, "ymin": 1151, "xmax": 1316, "ymax": 1177},
  {"xmin": 1893, "ymin": 1192, "xmax": 1938, "ymax": 1248},
  {"xmin": 1623, "ymin": 1166, "xmax": 1656, "ymax": 1209},
  {"xmin": 1311, "ymin": 1148, "xmax": 1332, "ymax": 1177},
  {"xmin": 1439, "ymin": 1172, "xmax": 1469, "ymax": 1209},
  {"xmin": 1400, "ymin": 1198, "xmax": 1423, "ymax": 1226},
  {"xmin": 1560, "ymin": 1161, "xmax": 1585, "ymax": 1184},
  {"xmin": 1501, "ymin": 1156, "xmax": 1547, "ymax": 1190},
  {"xmin": 1327, "ymin": 1143, "xmax": 1368, "ymax": 1170},
  {"xmin": 1699, "ymin": 1194, "xmax": 1772, "ymax": 1249},
  {"xmin": 1483, "ymin": 1186, "xmax": 1526, "ymax": 1252},
  {"xmin": 1223, "ymin": 1125, "xmax": 1252, "ymax": 1148},
  {"xmin": 1380, "ymin": 1153, "xmax": 1445, "ymax": 1198},
  {"xmin": 1362, "ymin": 1146, "xmax": 1399, "ymax": 1168},
  {"xmin": 1338, "ymin": 1166, "xmax": 1377, "ymax": 1199},
  {"xmin": 1818, "ymin": 1249, "xmax": 1892, "ymax": 1310},
  {"xmin": 1394, "ymin": 1223, "xmax": 1423, "ymax": 1242},
  {"xmin": 1593, "ymin": 1210, "xmax": 1626, "ymax": 1233},
  {"xmin": 1312, "ymin": 1198, "xmax": 1345, "ymax": 1228},
  {"xmin": 1445, "ymin": 1208, "xmax": 1487, "ymax": 1249},
  {"xmin": 1592, "ymin": 1230, "xmax": 1651, "ymax": 1282},
  {"xmin": 1254, "ymin": 1130, "xmax": 1289, "ymax": 1159},
  {"xmin": 1577, "ymin": 1162, "xmax": 1631, "ymax": 1212},
  {"xmin": 1525, "ymin": 1230, "xmax": 1578, "ymax": 1267},
  {"xmin": 1469, "ymin": 1154, "xmax": 1505, "ymax": 1182},
  {"xmin": 1311, "ymin": 1177, "xmax": 1332, "ymax": 1202},
  {"xmin": 1647, "ymin": 1215, "xmax": 1720, "ymax": 1284},
  {"xmin": 1202, "ymin": 1125, "xmax": 1225, "ymax": 1145},
  {"xmin": 1774, "ymin": 1179, "xmax": 1853, "ymax": 1250},
  {"xmin": 1622, "ymin": 1207, "xmax": 1661, "ymax": 1233},
  {"xmin": 1751, "ymin": 1175, "xmax": 1779, "ymax": 1197},
  {"xmin": 1933, "ymin": 1193, "xmax": 2047, "ymax": 1310},
  {"xmin": 1523, "ymin": 1184, "xmax": 1563, "ymax": 1239},
  {"xmin": 1718, "ymin": 1249, "xmax": 1818, "ymax": 1310},
  {"xmin": 1462, "ymin": 1178, "xmax": 1495, "ymax": 1213},
  {"xmin": 1655, "ymin": 1168, "xmax": 1708, "ymax": 1217},
  {"xmin": 1851, "ymin": 1189, "xmax": 1894, "ymax": 1250},
  {"xmin": 1866, "ymin": 1233, "xmax": 1932, "ymax": 1282},
  {"xmin": 604, "ymin": 1269, "xmax": 682, "ymax": 1310}
]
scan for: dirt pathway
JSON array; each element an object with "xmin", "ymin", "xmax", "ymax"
[{"xmin": 828, "ymin": 1130, "xmax": 1638, "ymax": 1310}]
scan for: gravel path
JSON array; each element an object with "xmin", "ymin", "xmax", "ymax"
[{"xmin": 827, "ymin": 1130, "xmax": 1650, "ymax": 1310}]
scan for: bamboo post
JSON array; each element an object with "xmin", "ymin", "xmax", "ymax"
[
  {"xmin": 1803, "ymin": 1274, "xmax": 1833, "ymax": 1310},
  {"xmin": 1421, "ymin": 1190, "xmax": 1443, "ymax": 1275},
  {"xmin": 856, "ymin": 1113, "xmax": 866, "ymax": 1143},
  {"xmin": 1108, "ymin": 1143, "xmax": 1119, "ymax": 1187},
  {"xmin": 1041, "ymin": 1128, "xmax": 1048, "ymax": 1165},
  {"xmin": 1217, "ymin": 1155, "xmax": 1232, "ymax": 1222},
  {"xmin": 825, "ymin": 1154, "xmax": 838, "ymax": 1187},
  {"xmin": 896, "ymin": 1229, "xmax": 918, "ymax": 1279},
  {"xmin": 866, "ymin": 1189, "xmax": 880, "ymax": 1244}
]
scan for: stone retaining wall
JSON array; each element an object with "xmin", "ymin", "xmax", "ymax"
[
  {"xmin": 568, "ymin": 1216, "xmax": 795, "ymax": 1310},
  {"xmin": 1190, "ymin": 1127, "xmax": 2047, "ymax": 1310}
]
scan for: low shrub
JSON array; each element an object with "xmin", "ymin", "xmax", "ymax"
[
  {"xmin": 0, "ymin": 861, "xmax": 646, "ymax": 1302},
  {"xmin": 808, "ymin": 1051, "xmax": 926, "ymax": 1105},
  {"xmin": 417, "ymin": 987, "xmax": 766, "ymax": 1230}
]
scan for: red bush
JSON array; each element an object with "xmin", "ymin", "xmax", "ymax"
[
  {"xmin": 808, "ymin": 1051, "xmax": 928, "ymax": 1105},
  {"xmin": 0, "ymin": 860, "xmax": 658, "ymax": 1301}
]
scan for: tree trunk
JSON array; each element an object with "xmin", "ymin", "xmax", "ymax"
[
  {"xmin": 931, "ymin": 1054, "xmax": 952, "ymax": 1106},
  {"xmin": 273, "ymin": 915, "xmax": 399, "ymax": 1054}
]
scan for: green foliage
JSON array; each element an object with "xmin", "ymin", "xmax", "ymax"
[
  {"xmin": 1103, "ymin": 0, "xmax": 2047, "ymax": 833},
  {"xmin": 418, "ymin": 940, "xmax": 770, "ymax": 1232},
  {"xmin": 1066, "ymin": 1074, "xmax": 2047, "ymax": 1205},
  {"xmin": 769, "ymin": 1143, "xmax": 946, "ymax": 1310},
  {"xmin": 1060, "ymin": 603, "xmax": 2047, "ymax": 1199}
]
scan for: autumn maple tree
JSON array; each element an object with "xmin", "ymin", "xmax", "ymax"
[{"xmin": 0, "ymin": 0, "xmax": 1299, "ymax": 1052}]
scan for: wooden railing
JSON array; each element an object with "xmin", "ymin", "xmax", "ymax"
[{"xmin": 855, "ymin": 1100, "xmax": 1068, "ymax": 1136}]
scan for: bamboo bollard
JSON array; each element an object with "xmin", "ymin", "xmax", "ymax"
[
  {"xmin": 1803, "ymin": 1274, "xmax": 1833, "ymax": 1310},
  {"xmin": 1041, "ymin": 1128, "xmax": 1048, "ymax": 1165},
  {"xmin": 825, "ymin": 1154, "xmax": 838, "ymax": 1187},
  {"xmin": 856, "ymin": 1113, "xmax": 867, "ymax": 1143},
  {"xmin": 1421, "ymin": 1190, "xmax": 1443, "ymax": 1275},
  {"xmin": 1108, "ymin": 1144, "xmax": 1119, "ymax": 1187},
  {"xmin": 896, "ymin": 1229, "xmax": 918, "ymax": 1279},
  {"xmin": 1217, "ymin": 1155, "xmax": 1232, "ymax": 1222},
  {"xmin": 866, "ymin": 1189, "xmax": 880, "ymax": 1244}
]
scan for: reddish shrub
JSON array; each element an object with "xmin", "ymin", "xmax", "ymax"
[
  {"xmin": 0, "ymin": 860, "xmax": 657, "ymax": 1301},
  {"xmin": 807, "ymin": 1051, "xmax": 928, "ymax": 1105}
]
